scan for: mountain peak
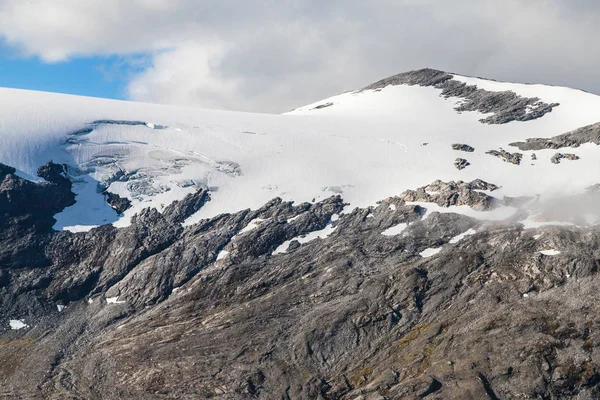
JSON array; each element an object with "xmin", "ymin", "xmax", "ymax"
[{"xmin": 288, "ymin": 67, "xmax": 562, "ymax": 125}]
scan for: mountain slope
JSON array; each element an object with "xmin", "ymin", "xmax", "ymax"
[{"xmin": 3, "ymin": 69, "xmax": 600, "ymax": 399}]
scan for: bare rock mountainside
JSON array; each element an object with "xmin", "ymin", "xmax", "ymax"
[{"xmin": 4, "ymin": 69, "xmax": 600, "ymax": 399}]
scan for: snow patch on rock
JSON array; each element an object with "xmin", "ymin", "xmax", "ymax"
[
  {"xmin": 239, "ymin": 218, "xmax": 265, "ymax": 234},
  {"xmin": 539, "ymin": 249, "xmax": 561, "ymax": 256},
  {"xmin": 217, "ymin": 250, "xmax": 230, "ymax": 261},
  {"xmin": 420, "ymin": 247, "xmax": 443, "ymax": 258},
  {"xmin": 106, "ymin": 296, "xmax": 126, "ymax": 305},
  {"xmin": 382, "ymin": 223, "xmax": 409, "ymax": 236},
  {"xmin": 449, "ymin": 228, "xmax": 476, "ymax": 244},
  {"xmin": 273, "ymin": 216, "xmax": 339, "ymax": 254},
  {"xmin": 9, "ymin": 320, "xmax": 28, "ymax": 330}
]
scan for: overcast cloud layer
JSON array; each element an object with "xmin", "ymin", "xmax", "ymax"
[{"xmin": 0, "ymin": 0, "xmax": 598, "ymax": 113}]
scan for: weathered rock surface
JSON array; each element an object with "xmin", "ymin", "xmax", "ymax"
[
  {"xmin": 511, "ymin": 121, "xmax": 600, "ymax": 150},
  {"xmin": 452, "ymin": 143, "xmax": 475, "ymax": 152},
  {"xmin": 401, "ymin": 179, "xmax": 500, "ymax": 211},
  {"xmin": 454, "ymin": 158, "xmax": 470, "ymax": 170},
  {"xmin": 486, "ymin": 148, "xmax": 523, "ymax": 165},
  {"xmin": 362, "ymin": 68, "xmax": 559, "ymax": 124},
  {"xmin": 551, "ymin": 152, "xmax": 581, "ymax": 164},
  {"xmin": 3, "ymin": 162, "xmax": 600, "ymax": 400}
]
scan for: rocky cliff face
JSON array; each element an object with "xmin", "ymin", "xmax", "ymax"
[{"xmin": 2, "ymin": 161, "xmax": 600, "ymax": 399}]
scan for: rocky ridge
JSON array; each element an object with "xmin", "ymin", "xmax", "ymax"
[
  {"xmin": 510, "ymin": 121, "xmax": 600, "ymax": 150},
  {"xmin": 361, "ymin": 68, "xmax": 559, "ymax": 124}
]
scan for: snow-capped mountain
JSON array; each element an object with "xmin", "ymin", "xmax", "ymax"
[
  {"xmin": 3, "ymin": 68, "xmax": 600, "ymax": 232},
  {"xmin": 4, "ymin": 69, "xmax": 600, "ymax": 399}
]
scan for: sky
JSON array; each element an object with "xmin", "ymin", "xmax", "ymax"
[{"xmin": 0, "ymin": 0, "xmax": 599, "ymax": 113}]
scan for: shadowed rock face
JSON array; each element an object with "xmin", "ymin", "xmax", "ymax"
[
  {"xmin": 361, "ymin": 68, "xmax": 559, "ymax": 124},
  {"xmin": 105, "ymin": 192, "xmax": 132, "ymax": 214},
  {"xmin": 0, "ymin": 162, "xmax": 76, "ymax": 269},
  {"xmin": 0, "ymin": 163, "xmax": 15, "ymax": 178},
  {"xmin": 3, "ymin": 163, "xmax": 600, "ymax": 399},
  {"xmin": 0, "ymin": 162, "xmax": 75, "ymax": 231}
]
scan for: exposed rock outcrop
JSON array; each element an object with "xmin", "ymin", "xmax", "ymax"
[
  {"xmin": 454, "ymin": 158, "xmax": 470, "ymax": 170},
  {"xmin": 0, "ymin": 161, "xmax": 75, "ymax": 235},
  {"xmin": 486, "ymin": 149, "xmax": 523, "ymax": 165},
  {"xmin": 105, "ymin": 191, "xmax": 132, "ymax": 214},
  {"xmin": 551, "ymin": 152, "xmax": 580, "ymax": 164},
  {"xmin": 162, "ymin": 189, "xmax": 210, "ymax": 224},
  {"xmin": 312, "ymin": 102, "xmax": 333, "ymax": 110},
  {"xmin": 401, "ymin": 179, "xmax": 500, "ymax": 211},
  {"xmin": 0, "ymin": 163, "xmax": 16, "ymax": 179},
  {"xmin": 510, "ymin": 121, "xmax": 600, "ymax": 150},
  {"xmin": 452, "ymin": 143, "xmax": 475, "ymax": 152}
]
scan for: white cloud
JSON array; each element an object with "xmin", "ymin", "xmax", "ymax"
[
  {"xmin": 126, "ymin": 42, "xmax": 240, "ymax": 110},
  {"xmin": 1, "ymin": 0, "xmax": 600, "ymax": 112},
  {"xmin": 0, "ymin": 0, "xmax": 156, "ymax": 60}
]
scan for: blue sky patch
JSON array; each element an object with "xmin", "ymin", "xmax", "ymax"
[{"xmin": 0, "ymin": 46, "xmax": 151, "ymax": 100}]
